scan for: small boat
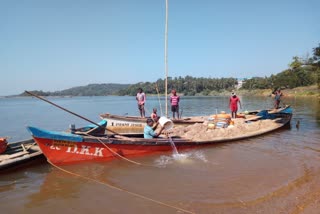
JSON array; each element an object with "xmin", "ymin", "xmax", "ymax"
[
  {"xmin": 100, "ymin": 113, "xmax": 216, "ymax": 135},
  {"xmin": 27, "ymin": 106, "xmax": 292, "ymax": 165},
  {"xmin": 0, "ymin": 138, "xmax": 44, "ymax": 171},
  {"xmin": 100, "ymin": 109, "xmax": 269, "ymax": 134}
]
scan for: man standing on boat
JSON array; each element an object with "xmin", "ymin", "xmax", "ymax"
[
  {"xmin": 229, "ymin": 91, "xmax": 242, "ymax": 119},
  {"xmin": 170, "ymin": 89, "xmax": 180, "ymax": 119},
  {"xmin": 136, "ymin": 88, "xmax": 146, "ymax": 118}
]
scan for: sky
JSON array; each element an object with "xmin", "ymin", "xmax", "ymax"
[{"xmin": 1, "ymin": 0, "xmax": 319, "ymax": 96}]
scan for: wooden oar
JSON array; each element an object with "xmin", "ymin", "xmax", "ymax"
[{"xmin": 25, "ymin": 90, "xmax": 122, "ymax": 136}]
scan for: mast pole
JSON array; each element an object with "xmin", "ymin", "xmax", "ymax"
[{"xmin": 165, "ymin": 0, "xmax": 168, "ymax": 117}]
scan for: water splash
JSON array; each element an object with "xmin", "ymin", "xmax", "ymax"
[
  {"xmin": 168, "ymin": 136, "xmax": 188, "ymax": 160},
  {"xmin": 154, "ymin": 150, "xmax": 208, "ymax": 167},
  {"xmin": 168, "ymin": 136, "xmax": 179, "ymax": 155}
]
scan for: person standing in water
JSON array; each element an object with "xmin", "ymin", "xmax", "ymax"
[
  {"xmin": 229, "ymin": 92, "xmax": 242, "ymax": 119},
  {"xmin": 273, "ymin": 89, "xmax": 283, "ymax": 109},
  {"xmin": 136, "ymin": 88, "xmax": 146, "ymax": 118},
  {"xmin": 170, "ymin": 89, "xmax": 180, "ymax": 119}
]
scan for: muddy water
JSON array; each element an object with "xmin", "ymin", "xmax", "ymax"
[{"xmin": 0, "ymin": 96, "xmax": 319, "ymax": 213}]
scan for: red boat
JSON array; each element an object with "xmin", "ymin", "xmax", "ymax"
[
  {"xmin": 0, "ymin": 138, "xmax": 8, "ymax": 154},
  {"xmin": 27, "ymin": 107, "xmax": 292, "ymax": 165}
]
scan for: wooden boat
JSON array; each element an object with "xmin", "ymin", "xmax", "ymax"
[
  {"xmin": 0, "ymin": 138, "xmax": 44, "ymax": 171},
  {"xmin": 100, "ymin": 113, "xmax": 207, "ymax": 134},
  {"xmin": 27, "ymin": 107, "xmax": 292, "ymax": 165},
  {"xmin": 100, "ymin": 108, "xmax": 274, "ymax": 134}
]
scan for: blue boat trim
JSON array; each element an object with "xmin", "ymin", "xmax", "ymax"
[
  {"xmin": 257, "ymin": 110, "xmax": 277, "ymax": 119},
  {"xmin": 27, "ymin": 126, "xmax": 83, "ymax": 142},
  {"xmin": 279, "ymin": 107, "xmax": 293, "ymax": 114},
  {"xmin": 79, "ymin": 120, "xmax": 107, "ymax": 132}
]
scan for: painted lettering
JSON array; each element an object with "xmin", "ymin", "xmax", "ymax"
[
  {"xmin": 130, "ymin": 124, "xmax": 143, "ymax": 127},
  {"xmin": 115, "ymin": 123, "xmax": 130, "ymax": 126},
  {"xmin": 66, "ymin": 145, "xmax": 78, "ymax": 153},
  {"xmin": 113, "ymin": 122, "xmax": 143, "ymax": 127},
  {"xmin": 93, "ymin": 147, "xmax": 104, "ymax": 157},
  {"xmin": 50, "ymin": 145, "xmax": 61, "ymax": 150},
  {"xmin": 64, "ymin": 145, "xmax": 104, "ymax": 157},
  {"xmin": 79, "ymin": 145, "xmax": 92, "ymax": 155},
  {"xmin": 53, "ymin": 140, "xmax": 76, "ymax": 148}
]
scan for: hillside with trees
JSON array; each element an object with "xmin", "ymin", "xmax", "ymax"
[
  {"xmin": 241, "ymin": 44, "xmax": 319, "ymax": 92},
  {"xmin": 20, "ymin": 83, "xmax": 131, "ymax": 96},
  {"xmin": 118, "ymin": 44, "xmax": 319, "ymax": 96},
  {"xmin": 20, "ymin": 44, "xmax": 319, "ymax": 97},
  {"xmin": 117, "ymin": 76, "xmax": 237, "ymax": 96}
]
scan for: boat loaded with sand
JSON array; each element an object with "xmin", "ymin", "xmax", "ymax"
[
  {"xmin": 0, "ymin": 138, "xmax": 44, "ymax": 171},
  {"xmin": 26, "ymin": 106, "xmax": 292, "ymax": 165},
  {"xmin": 100, "ymin": 113, "xmax": 207, "ymax": 134},
  {"xmin": 99, "ymin": 108, "xmax": 278, "ymax": 134}
]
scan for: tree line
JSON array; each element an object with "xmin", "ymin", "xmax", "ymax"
[
  {"xmin": 118, "ymin": 44, "xmax": 319, "ymax": 95},
  {"xmin": 21, "ymin": 44, "xmax": 319, "ymax": 97},
  {"xmin": 117, "ymin": 76, "xmax": 237, "ymax": 96},
  {"xmin": 20, "ymin": 83, "xmax": 130, "ymax": 96},
  {"xmin": 241, "ymin": 44, "xmax": 319, "ymax": 91}
]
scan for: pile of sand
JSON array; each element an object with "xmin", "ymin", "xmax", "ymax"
[{"xmin": 162, "ymin": 118, "xmax": 283, "ymax": 141}]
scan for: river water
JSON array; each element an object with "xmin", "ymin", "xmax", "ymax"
[{"xmin": 0, "ymin": 95, "xmax": 319, "ymax": 214}]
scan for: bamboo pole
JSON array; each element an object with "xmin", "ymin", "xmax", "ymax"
[
  {"xmin": 25, "ymin": 91, "xmax": 121, "ymax": 135},
  {"xmin": 164, "ymin": 0, "xmax": 169, "ymax": 117}
]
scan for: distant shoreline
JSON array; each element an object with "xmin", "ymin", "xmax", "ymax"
[
  {"xmin": 1, "ymin": 85, "xmax": 318, "ymax": 98},
  {"xmin": 236, "ymin": 85, "xmax": 319, "ymax": 97}
]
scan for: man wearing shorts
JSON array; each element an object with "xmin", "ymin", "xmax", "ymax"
[
  {"xmin": 136, "ymin": 88, "xmax": 146, "ymax": 118},
  {"xmin": 170, "ymin": 89, "xmax": 180, "ymax": 119},
  {"xmin": 229, "ymin": 92, "xmax": 241, "ymax": 119}
]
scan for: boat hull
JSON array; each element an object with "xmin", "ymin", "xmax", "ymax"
[
  {"xmin": 101, "ymin": 113, "xmax": 206, "ymax": 134},
  {"xmin": 28, "ymin": 108, "xmax": 292, "ymax": 165},
  {"xmin": 32, "ymin": 136, "xmax": 197, "ymax": 165},
  {"xmin": 0, "ymin": 139, "xmax": 44, "ymax": 171}
]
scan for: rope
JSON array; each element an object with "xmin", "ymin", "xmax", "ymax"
[
  {"xmin": 25, "ymin": 90, "xmax": 122, "ymax": 135},
  {"xmin": 83, "ymin": 133, "xmax": 154, "ymax": 167},
  {"xmin": 164, "ymin": 0, "xmax": 169, "ymax": 118},
  {"xmin": 155, "ymin": 83, "xmax": 163, "ymax": 116},
  {"xmin": 144, "ymin": 106, "xmax": 151, "ymax": 117},
  {"xmin": 47, "ymin": 160, "xmax": 195, "ymax": 214}
]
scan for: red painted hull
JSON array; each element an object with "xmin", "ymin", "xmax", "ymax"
[
  {"xmin": 0, "ymin": 138, "xmax": 8, "ymax": 154},
  {"xmin": 34, "ymin": 137, "xmax": 196, "ymax": 165}
]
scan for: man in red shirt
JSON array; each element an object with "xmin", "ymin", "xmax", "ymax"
[
  {"xmin": 170, "ymin": 89, "xmax": 180, "ymax": 119},
  {"xmin": 229, "ymin": 92, "xmax": 242, "ymax": 119}
]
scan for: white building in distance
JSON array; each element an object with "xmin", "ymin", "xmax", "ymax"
[{"xmin": 236, "ymin": 78, "xmax": 247, "ymax": 89}]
